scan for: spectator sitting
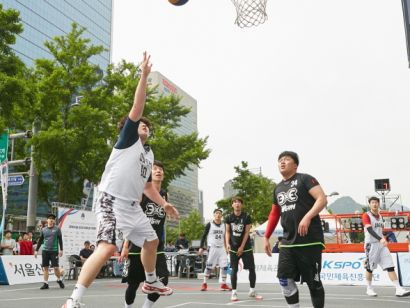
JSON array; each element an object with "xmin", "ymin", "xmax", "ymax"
[
  {"xmin": 175, "ymin": 233, "xmax": 189, "ymax": 251},
  {"xmin": 19, "ymin": 232, "xmax": 34, "ymax": 255},
  {"xmin": 271, "ymin": 236, "xmax": 283, "ymax": 253},
  {"xmin": 1, "ymin": 230, "xmax": 16, "ymax": 255},
  {"xmin": 164, "ymin": 241, "xmax": 176, "ymax": 252},
  {"xmin": 79, "ymin": 241, "xmax": 93, "ymax": 263},
  {"xmin": 175, "ymin": 233, "xmax": 189, "ymax": 276}
]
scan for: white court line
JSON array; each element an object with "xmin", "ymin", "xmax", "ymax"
[{"xmin": 165, "ymin": 302, "xmax": 287, "ymax": 308}]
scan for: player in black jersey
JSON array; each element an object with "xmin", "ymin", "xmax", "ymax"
[
  {"xmin": 225, "ymin": 197, "xmax": 262, "ymax": 301},
  {"xmin": 120, "ymin": 161, "xmax": 169, "ymax": 308},
  {"xmin": 264, "ymin": 151, "xmax": 327, "ymax": 308}
]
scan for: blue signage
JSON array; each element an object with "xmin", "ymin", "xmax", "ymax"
[{"xmin": 8, "ymin": 175, "xmax": 25, "ymax": 186}]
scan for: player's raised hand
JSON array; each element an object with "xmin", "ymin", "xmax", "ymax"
[{"xmin": 140, "ymin": 51, "xmax": 152, "ymax": 77}]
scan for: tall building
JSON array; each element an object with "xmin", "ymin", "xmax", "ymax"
[
  {"xmin": 1, "ymin": 0, "xmax": 112, "ymax": 69},
  {"xmin": 223, "ymin": 180, "xmax": 238, "ymax": 199},
  {"xmin": 0, "ymin": 0, "xmax": 113, "ymax": 227},
  {"xmin": 148, "ymin": 72, "xmax": 199, "ymax": 219}
]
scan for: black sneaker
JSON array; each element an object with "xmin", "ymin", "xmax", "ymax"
[
  {"xmin": 57, "ymin": 280, "xmax": 65, "ymax": 289},
  {"xmin": 40, "ymin": 283, "xmax": 49, "ymax": 290}
]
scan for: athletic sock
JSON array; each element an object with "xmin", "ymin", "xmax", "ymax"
[
  {"xmin": 392, "ymin": 280, "xmax": 400, "ymax": 288},
  {"xmin": 124, "ymin": 303, "xmax": 133, "ymax": 308},
  {"xmin": 145, "ymin": 271, "xmax": 157, "ymax": 283},
  {"xmin": 141, "ymin": 299, "xmax": 154, "ymax": 308},
  {"xmin": 43, "ymin": 281, "xmax": 48, "ymax": 284},
  {"xmin": 366, "ymin": 280, "xmax": 372, "ymax": 288},
  {"xmin": 249, "ymin": 287, "xmax": 255, "ymax": 292},
  {"xmin": 232, "ymin": 289, "xmax": 237, "ymax": 295},
  {"xmin": 288, "ymin": 304, "xmax": 300, "ymax": 308},
  {"xmin": 71, "ymin": 283, "xmax": 87, "ymax": 302}
]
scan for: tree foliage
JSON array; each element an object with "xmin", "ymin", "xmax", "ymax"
[
  {"xmin": 0, "ymin": 4, "xmax": 33, "ymax": 133},
  {"xmin": 7, "ymin": 23, "xmax": 210, "ymax": 206},
  {"xmin": 216, "ymin": 161, "xmax": 276, "ymax": 224},
  {"xmin": 166, "ymin": 209, "xmax": 205, "ymax": 244}
]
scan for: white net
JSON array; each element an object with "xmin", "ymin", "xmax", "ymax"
[{"xmin": 231, "ymin": 0, "xmax": 268, "ymax": 28}]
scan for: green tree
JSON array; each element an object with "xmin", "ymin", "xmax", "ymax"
[
  {"xmin": 31, "ymin": 23, "xmax": 112, "ymax": 203},
  {"xmin": 26, "ymin": 23, "xmax": 209, "ymax": 206},
  {"xmin": 166, "ymin": 210, "xmax": 205, "ymax": 244},
  {"xmin": 216, "ymin": 161, "xmax": 276, "ymax": 224},
  {"xmin": 0, "ymin": 4, "xmax": 33, "ymax": 133}
]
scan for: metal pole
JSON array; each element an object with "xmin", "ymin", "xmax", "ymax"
[{"xmin": 27, "ymin": 121, "xmax": 39, "ymax": 232}]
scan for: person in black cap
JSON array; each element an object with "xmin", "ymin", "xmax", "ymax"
[
  {"xmin": 35, "ymin": 213, "xmax": 65, "ymax": 289},
  {"xmin": 264, "ymin": 151, "xmax": 327, "ymax": 308}
]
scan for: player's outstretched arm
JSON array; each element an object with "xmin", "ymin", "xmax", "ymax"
[
  {"xmin": 144, "ymin": 182, "xmax": 179, "ymax": 219},
  {"xmin": 129, "ymin": 52, "xmax": 152, "ymax": 122}
]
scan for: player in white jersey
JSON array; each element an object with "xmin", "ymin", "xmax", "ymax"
[
  {"xmin": 198, "ymin": 209, "xmax": 231, "ymax": 291},
  {"xmin": 62, "ymin": 53, "xmax": 179, "ymax": 308},
  {"xmin": 362, "ymin": 196, "xmax": 410, "ymax": 297}
]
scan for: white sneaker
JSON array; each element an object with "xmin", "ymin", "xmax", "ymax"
[
  {"xmin": 366, "ymin": 288, "xmax": 377, "ymax": 297},
  {"xmin": 230, "ymin": 292, "xmax": 238, "ymax": 301},
  {"xmin": 142, "ymin": 280, "xmax": 173, "ymax": 296},
  {"xmin": 61, "ymin": 298, "xmax": 83, "ymax": 308},
  {"xmin": 395, "ymin": 287, "xmax": 410, "ymax": 297},
  {"xmin": 248, "ymin": 290, "xmax": 263, "ymax": 300}
]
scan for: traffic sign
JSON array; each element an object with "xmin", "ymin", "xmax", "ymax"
[
  {"xmin": 8, "ymin": 175, "xmax": 25, "ymax": 186},
  {"xmin": 0, "ymin": 131, "xmax": 8, "ymax": 163}
]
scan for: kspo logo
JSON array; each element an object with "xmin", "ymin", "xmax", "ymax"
[
  {"xmin": 322, "ymin": 260, "xmax": 362, "ymax": 269},
  {"xmin": 277, "ymin": 188, "xmax": 298, "ymax": 206},
  {"xmin": 232, "ymin": 223, "xmax": 244, "ymax": 233},
  {"xmin": 145, "ymin": 203, "xmax": 165, "ymax": 218}
]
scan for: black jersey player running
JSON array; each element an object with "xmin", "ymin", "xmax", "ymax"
[
  {"xmin": 225, "ymin": 196, "xmax": 262, "ymax": 301},
  {"xmin": 264, "ymin": 151, "xmax": 327, "ymax": 308},
  {"xmin": 120, "ymin": 161, "xmax": 170, "ymax": 308}
]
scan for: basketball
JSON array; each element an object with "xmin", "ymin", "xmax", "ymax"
[{"xmin": 168, "ymin": 0, "xmax": 189, "ymax": 6}]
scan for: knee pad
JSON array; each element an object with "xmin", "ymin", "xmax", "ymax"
[
  {"xmin": 279, "ymin": 278, "xmax": 298, "ymax": 297},
  {"xmin": 386, "ymin": 267, "xmax": 395, "ymax": 272}
]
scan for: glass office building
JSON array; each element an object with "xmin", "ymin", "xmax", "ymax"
[
  {"xmin": 148, "ymin": 72, "xmax": 199, "ymax": 220},
  {"xmin": 1, "ymin": 0, "xmax": 112, "ymax": 69}
]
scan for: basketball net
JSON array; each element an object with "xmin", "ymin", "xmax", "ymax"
[{"xmin": 231, "ymin": 0, "xmax": 268, "ymax": 28}]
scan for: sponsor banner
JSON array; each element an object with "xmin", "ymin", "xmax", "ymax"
[
  {"xmin": 231, "ymin": 253, "xmax": 397, "ymax": 286},
  {"xmin": 58, "ymin": 207, "xmax": 97, "ymax": 270},
  {"xmin": 320, "ymin": 252, "xmax": 396, "ymax": 286},
  {"xmin": 397, "ymin": 252, "xmax": 410, "ymax": 286},
  {"xmin": 0, "ymin": 255, "xmax": 56, "ymax": 285}
]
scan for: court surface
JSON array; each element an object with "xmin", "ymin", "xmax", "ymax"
[{"xmin": 0, "ymin": 278, "xmax": 409, "ymax": 308}]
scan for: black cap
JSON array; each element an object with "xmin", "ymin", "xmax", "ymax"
[
  {"xmin": 278, "ymin": 151, "xmax": 299, "ymax": 166},
  {"xmin": 47, "ymin": 213, "xmax": 56, "ymax": 219},
  {"xmin": 213, "ymin": 208, "xmax": 223, "ymax": 214}
]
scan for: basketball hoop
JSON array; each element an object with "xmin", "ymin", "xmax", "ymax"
[{"xmin": 231, "ymin": 0, "xmax": 268, "ymax": 28}]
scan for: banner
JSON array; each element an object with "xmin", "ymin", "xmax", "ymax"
[
  {"xmin": 58, "ymin": 207, "xmax": 97, "ymax": 270},
  {"xmin": 402, "ymin": 0, "xmax": 410, "ymax": 67},
  {"xmin": 0, "ymin": 255, "xmax": 56, "ymax": 285},
  {"xmin": 232, "ymin": 253, "xmax": 397, "ymax": 286},
  {"xmin": 397, "ymin": 252, "xmax": 410, "ymax": 286}
]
